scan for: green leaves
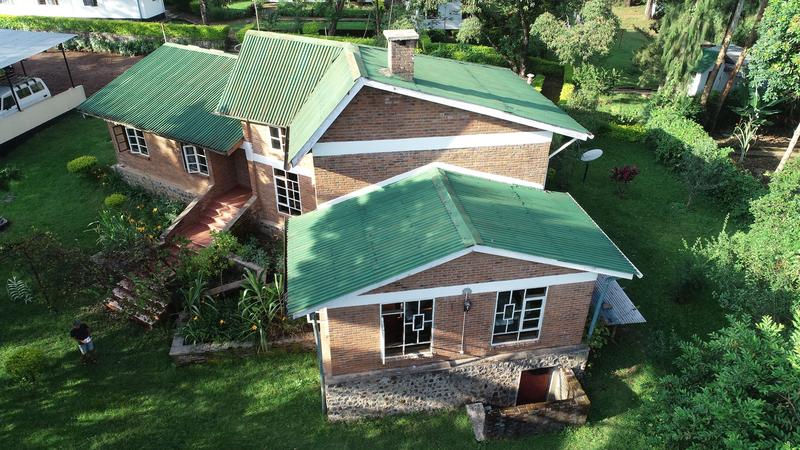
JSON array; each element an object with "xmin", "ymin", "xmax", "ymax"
[
  {"xmin": 6, "ymin": 275, "xmax": 33, "ymax": 304},
  {"xmin": 749, "ymin": 0, "xmax": 800, "ymax": 102}
]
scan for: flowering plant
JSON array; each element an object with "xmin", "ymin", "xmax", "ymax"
[{"xmin": 609, "ymin": 165, "xmax": 640, "ymax": 197}]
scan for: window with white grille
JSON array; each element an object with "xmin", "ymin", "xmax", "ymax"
[
  {"xmin": 273, "ymin": 168, "xmax": 301, "ymax": 215},
  {"xmin": 267, "ymin": 126, "xmax": 284, "ymax": 152},
  {"xmin": 491, "ymin": 287, "xmax": 547, "ymax": 345},
  {"xmin": 381, "ymin": 300, "xmax": 434, "ymax": 359},
  {"xmin": 182, "ymin": 144, "xmax": 208, "ymax": 175},
  {"xmin": 125, "ymin": 127, "xmax": 148, "ymax": 156}
]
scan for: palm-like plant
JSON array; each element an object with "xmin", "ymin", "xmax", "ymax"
[
  {"xmin": 730, "ymin": 87, "xmax": 782, "ymax": 163},
  {"xmin": 238, "ymin": 270, "xmax": 282, "ymax": 353}
]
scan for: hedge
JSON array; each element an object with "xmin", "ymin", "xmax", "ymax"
[
  {"xmin": 189, "ymin": 0, "xmax": 252, "ymax": 21},
  {"xmin": 0, "ymin": 15, "xmax": 229, "ymax": 41},
  {"xmin": 421, "ymin": 43, "xmax": 507, "ymax": 67},
  {"xmin": 645, "ymin": 108, "xmax": 765, "ymax": 216}
]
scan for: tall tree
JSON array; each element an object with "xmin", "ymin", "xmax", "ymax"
[
  {"xmin": 700, "ymin": 0, "xmax": 744, "ymax": 108},
  {"xmin": 199, "ymin": 0, "xmax": 208, "ymax": 25},
  {"xmin": 457, "ymin": 0, "xmax": 580, "ymax": 76},
  {"xmin": 325, "ymin": 0, "xmax": 346, "ymax": 36},
  {"xmin": 748, "ymin": 0, "xmax": 800, "ymax": 172},
  {"xmin": 531, "ymin": 0, "xmax": 621, "ymax": 67},
  {"xmin": 707, "ymin": 0, "xmax": 769, "ymax": 130}
]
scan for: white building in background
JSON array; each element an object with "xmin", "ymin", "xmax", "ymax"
[
  {"xmin": 687, "ymin": 44, "xmax": 750, "ymax": 97},
  {"xmin": 419, "ymin": 1, "xmax": 462, "ymax": 30},
  {"xmin": 0, "ymin": 0, "xmax": 165, "ymax": 20}
]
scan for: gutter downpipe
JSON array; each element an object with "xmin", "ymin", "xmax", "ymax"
[
  {"xmin": 311, "ymin": 314, "xmax": 328, "ymax": 415},
  {"xmin": 587, "ymin": 276, "xmax": 614, "ymax": 339}
]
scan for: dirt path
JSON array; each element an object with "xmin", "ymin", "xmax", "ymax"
[{"xmin": 11, "ymin": 51, "xmax": 142, "ymax": 96}]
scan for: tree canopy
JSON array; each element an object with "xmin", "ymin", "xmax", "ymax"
[
  {"xmin": 530, "ymin": 0, "xmax": 621, "ymax": 66},
  {"xmin": 748, "ymin": 0, "xmax": 800, "ymax": 103}
]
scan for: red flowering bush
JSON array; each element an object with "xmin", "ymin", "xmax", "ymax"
[{"xmin": 610, "ymin": 165, "xmax": 640, "ymax": 197}]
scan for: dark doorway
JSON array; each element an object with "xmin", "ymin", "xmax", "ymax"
[{"xmin": 516, "ymin": 367, "xmax": 553, "ymax": 405}]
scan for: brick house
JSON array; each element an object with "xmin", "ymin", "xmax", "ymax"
[{"xmin": 80, "ymin": 30, "xmax": 643, "ymax": 421}]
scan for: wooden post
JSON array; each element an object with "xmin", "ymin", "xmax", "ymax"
[
  {"xmin": 776, "ymin": 121, "xmax": 800, "ymax": 172},
  {"xmin": 59, "ymin": 43, "xmax": 75, "ymax": 88}
]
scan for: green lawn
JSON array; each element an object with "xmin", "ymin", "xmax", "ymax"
[
  {"xmin": 593, "ymin": 6, "xmax": 655, "ymax": 89},
  {"xmin": 1, "ymin": 115, "xmax": 735, "ymax": 448}
]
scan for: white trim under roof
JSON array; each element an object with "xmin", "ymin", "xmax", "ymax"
[
  {"xmin": 290, "ymin": 246, "xmax": 637, "ymax": 318},
  {"xmin": 289, "ymin": 77, "xmax": 366, "ymax": 168},
  {"xmin": 312, "ymin": 131, "xmax": 553, "ymax": 156},
  {"xmin": 292, "ymin": 270, "xmax": 598, "ymax": 318},
  {"xmin": 363, "ymin": 79, "xmax": 593, "ymax": 141},
  {"xmin": 317, "ymin": 161, "xmax": 545, "ymax": 209},
  {"xmin": 242, "ymin": 141, "xmax": 315, "ymax": 178}
]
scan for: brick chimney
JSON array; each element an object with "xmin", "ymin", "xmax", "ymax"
[{"xmin": 382, "ymin": 29, "xmax": 419, "ymax": 81}]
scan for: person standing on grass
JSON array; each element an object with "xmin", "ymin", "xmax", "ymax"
[{"xmin": 70, "ymin": 320, "xmax": 96, "ymax": 364}]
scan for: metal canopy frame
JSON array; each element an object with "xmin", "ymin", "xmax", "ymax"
[{"xmin": 0, "ymin": 29, "xmax": 77, "ymax": 112}]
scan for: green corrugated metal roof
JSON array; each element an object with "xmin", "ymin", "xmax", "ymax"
[
  {"xmin": 79, "ymin": 43, "xmax": 242, "ymax": 153},
  {"xmin": 217, "ymin": 32, "xmax": 590, "ymax": 164},
  {"xmin": 356, "ymin": 45, "xmax": 590, "ymax": 138},
  {"xmin": 216, "ymin": 32, "xmax": 350, "ymax": 126},
  {"xmin": 287, "ymin": 167, "xmax": 640, "ymax": 317}
]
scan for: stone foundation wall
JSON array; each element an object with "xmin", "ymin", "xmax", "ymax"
[
  {"xmin": 324, "ymin": 346, "xmax": 588, "ymax": 421},
  {"xmin": 113, "ymin": 164, "xmax": 196, "ymax": 203}
]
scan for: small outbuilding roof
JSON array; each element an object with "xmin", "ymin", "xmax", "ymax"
[
  {"xmin": 0, "ymin": 29, "xmax": 76, "ymax": 68},
  {"xmin": 594, "ymin": 275, "xmax": 646, "ymax": 326},
  {"xmin": 79, "ymin": 43, "xmax": 243, "ymax": 153},
  {"xmin": 287, "ymin": 165, "xmax": 641, "ymax": 317}
]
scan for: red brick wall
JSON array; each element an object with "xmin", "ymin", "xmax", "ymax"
[
  {"xmin": 320, "ymin": 87, "xmax": 533, "ymax": 142},
  {"xmin": 314, "ymin": 144, "xmax": 549, "ymax": 203},
  {"xmin": 249, "ymin": 161, "xmax": 317, "ymax": 228},
  {"xmin": 368, "ymin": 252, "xmax": 576, "ymax": 294},
  {"xmin": 320, "ymin": 254, "xmax": 595, "ymax": 377}
]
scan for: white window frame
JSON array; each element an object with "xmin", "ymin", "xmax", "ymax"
[
  {"xmin": 181, "ymin": 144, "xmax": 209, "ymax": 176},
  {"xmin": 124, "ymin": 127, "xmax": 149, "ymax": 156},
  {"xmin": 380, "ymin": 299, "xmax": 435, "ymax": 362},
  {"xmin": 267, "ymin": 126, "xmax": 285, "ymax": 153},
  {"xmin": 273, "ymin": 167, "xmax": 302, "ymax": 216},
  {"xmin": 491, "ymin": 287, "xmax": 547, "ymax": 346}
]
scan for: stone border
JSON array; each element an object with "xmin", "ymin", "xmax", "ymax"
[{"xmin": 169, "ymin": 312, "xmax": 314, "ymax": 366}]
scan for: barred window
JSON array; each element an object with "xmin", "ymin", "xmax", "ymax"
[
  {"xmin": 492, "ymin": 287, "xmax": 547, "ymax": 345},
  {"xmin": 182, "ymin": 144, "xmax": 208, "ymax": 175},
  {"xmin": 273, "ymin": 168, "xmax": 301, "ymax": 215},
  {"xmin": 125, "ymin": 127, "xmax": 148, "ymax": 156},
  {"xmin": 381, "ymin": 300, "xmax": 434, "ymax": 359}
]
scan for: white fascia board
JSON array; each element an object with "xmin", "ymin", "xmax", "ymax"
[
  {"xmin": 289, "ymin": 78, "xmax": 366, "ymax": 168},
  {"xmin": 317, "ymin": 161, "xmax": 544, "ymax": 209},
  {"xmin": 473, "ymin": 246, "xmax": 637, "ymax": 280},
  {"xmin": 243, "ymin": 141, "xmax": 314, "ymax": 178},
  {"xmin": 292, "ymin": 270, "xmax": 598, "ymax": 318},
  {"xmin": 363, "ymin": 79, "xmax": 593, "ymax": 141},
  {"xmin": 312, "ymin": 131, "xmax": 553, "ymax": 156},
  {"xmin": 564, "ymin": 193, "xmax": 643, "ymax": 278}
]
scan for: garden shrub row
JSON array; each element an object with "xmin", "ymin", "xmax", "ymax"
[
  {"xmin": 0, "ymin": 15, "xmax": 229, "ymax": 55},
  {"xmin": 645, "ymin": 108, "xmax": 765, "ymax": 216},
  {"xmin": 274, "ymin": 3, "xmax": 371, "ymax": 19}
]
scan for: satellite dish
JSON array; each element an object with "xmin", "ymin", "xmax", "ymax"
[{"xmin": 581, "ymin": 149, "xmax": 603, "ymax": 162}]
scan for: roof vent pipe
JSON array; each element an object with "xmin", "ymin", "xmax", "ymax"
[{"xmin": 382, "ymin": 29, "xmax": 419, "ymax": 81}]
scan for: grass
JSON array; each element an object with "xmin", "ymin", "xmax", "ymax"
[
  {"xmin": 593, "ymin": 6, "xmax": 655, "ymax": 89},
  {"xmin": 0, "ymin": 113, "xmax": 114, "ymax": 246},
  {"xmin": 0, "ymin": 112, "xmax": 737, "ymax": 448}
]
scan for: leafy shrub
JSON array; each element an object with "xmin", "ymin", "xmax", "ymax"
[
  {"xmin": 0, "ymin": 165, "xmax": 21, "ymax": 191},
  {"xmin": 568, "ymin": 65, "xmax": 619, "ymax": 110},
  {"xmin": 644, "ymin": 313, "xmax": 800, "ymax": 449},
  {"xmin": 5, "ymin": 347, "xmax": 47, "ymax": 383},
  {"xmin": 608, "ymin": 123, "xmax": 645, "ymax": 142},
  {"xmin": 422, "ymin": 43, "xmax": 506, "ymax": 67},
  {"xmin": 186, "ymin": 231, "xmax": 243, "ymax": 281},
  {"xmin": 609, "ymin": 165, "xmax": 639, "ymax": 197},
  {"xmin": 301, "ymin": 21, "xmax": 321, "ymax": 35},
  {"xmin": 238, "ymin": 237, "xmax": 271, "ymax": 269},
  {"xmin": 103, "ymin": 193, "xmax": 127, "ymax": 208},
  {"xmin": 66, "ymin": 156, "xmax": 98, "ymax": 174},
  {"xmin": 6, "ymin": 276, "xmax": 34, "ymax": 304}
]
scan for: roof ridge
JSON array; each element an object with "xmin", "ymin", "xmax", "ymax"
[
  {"xmin": 431, "ymin": 169, "xmax": 482, "ymax": 248},
  {"xmin": 161, "ymin": 42, "xmax": 238, "ymax": 59}
]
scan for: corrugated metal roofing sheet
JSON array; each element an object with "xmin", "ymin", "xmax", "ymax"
[
  {"xmin": 216, "ymin": 32, "xmax": 590, "ymax": 161},
  {"xmin": 287, "ymin": 167, "xmax": 640, "ymax": 317},
  {"xmin": 216, "ymin": 32, "xmax": 349, "ymax": 126},
  {"xmin": 79, "ymin": 43, "xmax": 242, "ymax": 153},
  {"xmin": 357, "ymin": 45, "xmax": 590, "ymax": 138},
  {"xmin": 594, "ymin": 275, "xmax": 646, "ymax": 325}
]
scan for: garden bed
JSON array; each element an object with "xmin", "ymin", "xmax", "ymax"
[{"xmin": 169, "ymin": 312, "xmax": 314, "ymax": 366}]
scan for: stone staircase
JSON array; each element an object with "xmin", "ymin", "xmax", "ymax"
[
  {"xmin": 172, "ymin": 186, "xmax": 252, "ymax": 248},
  {"xmin": 104, "ymin": 186, "xmax": 255, "ymax": 328}
]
